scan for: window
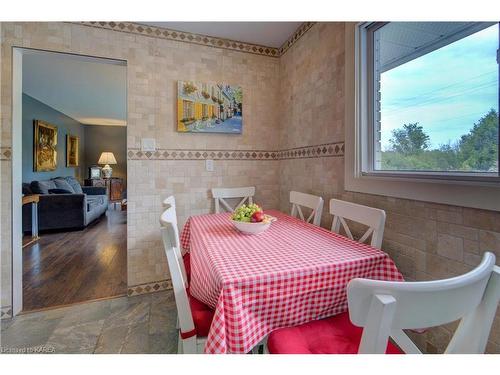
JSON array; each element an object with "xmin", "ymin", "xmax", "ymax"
[
  {"xmin": 202, "ymin": 104, "xmax": 208, "ymax": 118},
  {"xmin": 182, "ymin": 100, "xmax": 193, "ymax": 119},
  {"xmin": 363, "ymin": 22, "xmax": 499, "ymax": 180}
]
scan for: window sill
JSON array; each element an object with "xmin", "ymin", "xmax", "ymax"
[
  {"xmin": 346, "ymin": 172, "xmax": 500, "ymax": 211},
  {"xmin": 361, "ymin": 171, "xmax": 500, "ymax": 186}
]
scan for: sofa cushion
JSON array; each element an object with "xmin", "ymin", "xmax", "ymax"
[
  {"xmin": 31, "ymin": 180, "xmax": 57, "ymax": 194},
  {"xmin": 53, "ymin": 178, "xmax": 75, "ymax": 193},
  {"xmin": 64, "ymin": 176, "xmax": 83, "ymax": 194},
  {"xmin": 22, "ymin": 183, "xmax": 33, "ymax": 195},
  {"xmin": 87, "ymin": 196, "xmax": 106, "ymax": 211},
  {"xmin": 48, "ymin": 188, "xmax": 73, "ymax": 194}
]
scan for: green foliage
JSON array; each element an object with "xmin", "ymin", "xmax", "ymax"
[
  {"xmin": 389, "ymin": 122, "xmax": 430, "ymax": 155},
  {"xmin": 381, "ymin": 110, "xmax": 498, "ymax": 172},
  {"xmin": 458, "ymin": 109, "xmax": 498, "ymax": 171}
]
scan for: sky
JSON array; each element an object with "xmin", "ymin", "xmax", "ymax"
[{"xmin": 380, "ymin": 23, "xmax": 499, "ymax": 150}]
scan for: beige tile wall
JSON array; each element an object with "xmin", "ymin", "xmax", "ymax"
[{"xmin": 278, "ymin": 22, "xmax": 500, "ymax": 353}]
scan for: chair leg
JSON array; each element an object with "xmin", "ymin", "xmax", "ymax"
[
  {"xmin": 177, "ymin": 332, "xmax": 183, "ymax": 354},
  {"xmin": 182, "ymin": 336, "xmax": 197, "ymax": 354},
  {"xmin": 251, "ymin": 336, "xmax": 268, "ymax": 354}
]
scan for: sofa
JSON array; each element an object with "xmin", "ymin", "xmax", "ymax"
[{"xmin": 22, "ymin": 176, "xmax": 108, "ymax": 233}]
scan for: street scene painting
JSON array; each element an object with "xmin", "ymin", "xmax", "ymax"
[{"xmin": 177, "ymin": 81, "xmax": 243, "ymax": 133}]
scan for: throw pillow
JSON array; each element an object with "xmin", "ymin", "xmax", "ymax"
[
  {"xmin": 53, "ymin": 178, "xmax": 75, "ymax": 193},
  {"xmin": 31, "ymin": 180, "xmax": 57, "ymax": 194},
  {"xmin": 48, "ymin": 188, "xmax": 73, "ymax": 194},
  {"xmin": 64, "ymin": 176, "xmax": 83, "ymax": 194},
  {"xmin": 22, "ymin": 183, "xmax": 33, "ymax": 195}
]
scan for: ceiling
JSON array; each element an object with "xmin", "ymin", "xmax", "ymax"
[
  {"xmin": 22, "ymin": 50, "xmax": 127, "ymax": 126},
  {"xmin": 141, "ymin": 22, "xmax": 302, "ymax": 48}
]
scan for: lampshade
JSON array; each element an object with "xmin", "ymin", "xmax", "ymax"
[{"xmin": 98, "ymin": 152, "xmax": 117, "ymax": 165}]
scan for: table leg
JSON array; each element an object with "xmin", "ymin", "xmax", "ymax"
[{"xmin": 32, "ymin": 201, "xmax": 39, "ymax": 238}]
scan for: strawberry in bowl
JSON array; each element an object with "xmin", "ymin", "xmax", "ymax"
[{"xmin": 230, "ymin": 204, "xmax": 276, "ymax": 234}]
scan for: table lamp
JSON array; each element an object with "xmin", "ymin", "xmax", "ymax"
[{"xmin": 98, "ymin": 152, "xmax": 117, "ymax": 178}]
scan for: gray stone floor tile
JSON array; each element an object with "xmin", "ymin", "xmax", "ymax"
[
  {"xmin": 93, "ymin": 325, "xmax": 129, "ymax": 354},
  {"xmin": 46, "ymin": 319, "xmax": 105, "ymax": 353},
  {"xmin": 148, "ymin": 332, "xmax": 178, "ymax": 354},
  {"xmin": 57, "ymin": 300, "xmax": 112, "ymax": 328},
  {"xmin": 0, "ymin": 291, "xmax": 179, "ymax": 354},
  {"xmin": 0, "ymin": 317, "xmax": 60, "ymax": 349},
  {"xmin": 120, "ymin": 322, "xmax": 150, "ymax": 354},
  {"xmin": 104, "ymin": 300, "xmax": 150, "ymax": 329}
]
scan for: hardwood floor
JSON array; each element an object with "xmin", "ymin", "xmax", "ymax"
[{"xmin": 23, "ymin": 209, "xmax": 127, "ymax": 312}]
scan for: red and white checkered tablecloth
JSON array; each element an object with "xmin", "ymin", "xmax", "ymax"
[{"xmin": 180, "ymin": 210, "xmax": 403, "ymax": 354}]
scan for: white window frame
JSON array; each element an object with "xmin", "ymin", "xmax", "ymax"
[{"xmin": 344, "ymin": 23, "xmax": 500, "ymax": 212}]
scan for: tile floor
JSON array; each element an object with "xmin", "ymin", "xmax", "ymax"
[{"xmin": 0, "ymin": 291, "xmax": 179, "ymax": 354}]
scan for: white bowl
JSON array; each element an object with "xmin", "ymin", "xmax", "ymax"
[{"xmin": 230, "ymin": 215, "xmax": 277, "ymax": 235}]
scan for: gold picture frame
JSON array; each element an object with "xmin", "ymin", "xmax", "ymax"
[
  {"xmin": 34, "ymin": 120, "xmax": 58, "ymax": 171},
  {"xmin": 66, "ymin": 134, "xmax": 79, "ymax": 167}
]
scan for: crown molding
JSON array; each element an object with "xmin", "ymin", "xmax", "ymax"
[{"xmin": 75, "ymin": 21, "xmax": 316, "ymax": 58}]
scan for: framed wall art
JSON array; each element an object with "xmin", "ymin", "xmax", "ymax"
[
  {"xmin": 34, "ymin": 120, "xmax": 58, "ymax": 172},
  {"xmin": 177, "ymin": 81, "xmax": 243, "ymax": 134},
  {"xmin": 66, "ymin": 134, "xmax": 79, "ymax": 167}
]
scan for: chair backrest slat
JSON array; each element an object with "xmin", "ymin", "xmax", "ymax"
[
  {"xmin": 289, "ymin": 191, "xmax": 324, "ymax": 226},
  {"xmin": 347, "ymin": 252, "xmax": 499, "ymax": 354},
  {"xmin": 211, "ymin": 187, "xmax": 255, "ymax": 213},
  {"xmin": 162, "ymin": 195, "xmax": 176, "ymax": 209},
  {"xmin": 329, "ymin": 199, "xmax": 386, "ymax": 249},
  {"xmin": 161, "ymin": 196, "xmax": 187, "ymax": 284},
  {"xmin": 160, "ymin": 207, "xmax": 194, "ymax": 336}
]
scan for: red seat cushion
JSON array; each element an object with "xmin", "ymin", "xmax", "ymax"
[
  {"xmin": 267, "ymin": 312, "xmax": 403, "ymax": 354},
  {"xmin": 183, "ymin": 253, "xmax": 191, "ymax": 283},
  {"xmin": 188, "ymin": 290, "xmax": 214, "ymax": 338}
]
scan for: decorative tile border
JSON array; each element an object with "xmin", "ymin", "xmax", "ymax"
[
  {"xmin": 1, "ymin": 147, "xmax": 12, "ymax": 160},
  {"xmin": 78, "ymin": 22, "xmax": 280, "ymax": 57},
  {"xmin": 127, "ymin": 142, "xmax": 344, "ymax": 161},
  {"xmin": 76, "ymin": 22, "xmax": 316, "ymax": 58},
  {"xmin": 127, "ymin": 279, "xmax": 172, "ymax": 297},
  {"xmin": 278, "ymin": 22, "xmax": 316, "ymax": 56},
  {"xmin": 278, "ymin": 142, "xmax": 345, "ymax": 160},
  {"xmin": 1, "ymin": 306, "xmax": 13, "ymax": 320},
  {"xmin": 127, "ymin": 148, "xmax": 279, "ymax": 161}
]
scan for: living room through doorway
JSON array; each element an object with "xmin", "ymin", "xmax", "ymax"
[{"xmin": 20, "ymin": 49, "xmax": 127, "ymax": 312}]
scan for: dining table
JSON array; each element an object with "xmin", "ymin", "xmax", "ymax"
[{"xmin": 180, "ymin": 209, "xmax": 404, "ymax": 354}]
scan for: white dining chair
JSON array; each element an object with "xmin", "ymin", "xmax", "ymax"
[
  {"xmin": 162, "ymin": 195, "xmax": 176, "ymax": 209},
  {"xmin": 160, "ymin": 206, "xmax": 214, "ymax": 354},
  {"xmin": 211, "ymin": 186, "xmax": 255, "ymax": 213},
  {"xmin": 290, "ymin": 191, "xmax": 324, "ymax": 226},
  {"xmin": 329, "ymin": 198, "xmax": 386, "ymax": 249},
  {"xmin": 160, "ymin": 196, "xmax": 188, "ymax": 285},
  {"xmin": 267, "ymin": 252, "xmax": 500, "ymax": 354},
  {"xmin": 349, "ymin": 251, "xmax": 500, "ymax": 354}
]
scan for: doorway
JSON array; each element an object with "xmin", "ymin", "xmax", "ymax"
[{"xmin": 12, "ymin": 48, "xmax": 128, "ymax": 313}]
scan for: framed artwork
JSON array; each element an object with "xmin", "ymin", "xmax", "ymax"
[
  {"xmin": 177, "ymin": 81, "xmax": 243, "ymax": 134},
  {"xmin": 66, "ymin": 134, "xmax": 79, "ymax": 167},
  {"xmin": 89, "ymin": 166, "xmax": 101, "ymax": 179},
  {"xmin": 34, "ymin": 120, "xmax": 58, "ymax": 171}
]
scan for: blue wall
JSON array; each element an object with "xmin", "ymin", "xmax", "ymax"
[{"xmin": 22, "ymin": 94, "xmax": 86, "ymax": 183}]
